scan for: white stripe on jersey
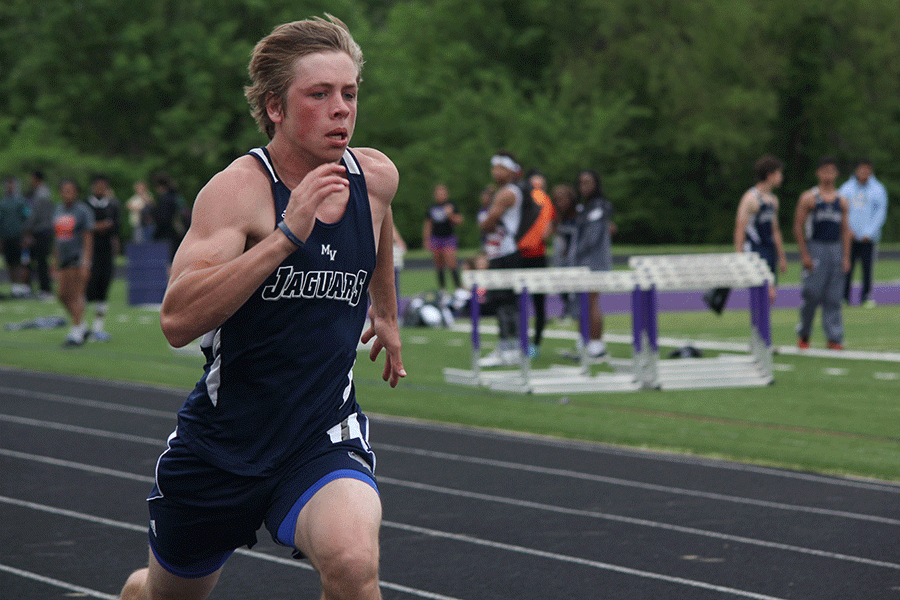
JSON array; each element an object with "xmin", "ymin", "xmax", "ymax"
[
  {"xmin": 248, "ymin": 148, "xmax": 279, "ymax": 183},
  {"xmin": 342, "ymin": 149, "xmax": 361, "ymax": 175},
  {"xmin": 200, "ymin": 329, "xmax": 222, "ymax": 406}
]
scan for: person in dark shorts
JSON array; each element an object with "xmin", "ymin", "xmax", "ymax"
[
  {"xmin": 118, "ymin": 15, "xmax": 405, "ymax": 600},
  {"xmin": 53, "ymin": 179, "xmax": 94, "ymax": 347},
  {"xmin": 734, "ymin": 154, "xmax": 788, "ymax": 304},
  {"xmin": 422, "ymin": 182, "xmax": 463, "ymax": 292},
  {"xmin": 84, "ymin": 174, "xmax": 121, "ymax": 341},
  {"xmin": 571, "ymin": 169, "xmax": 615, "ymax": 358}
]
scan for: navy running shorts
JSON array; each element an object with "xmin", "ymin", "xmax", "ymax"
[{"xmin": 146, "ymin": 426, "xmax": 378, "ymax": 579}]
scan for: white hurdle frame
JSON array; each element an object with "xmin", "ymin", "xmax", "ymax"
[
  {"xmin": 444, "ymin": 267, "xmax": 645, "ymax": 393},
  {"xmin": 628, "ymin": 253, "xmax": 775, "ymax": 390}
]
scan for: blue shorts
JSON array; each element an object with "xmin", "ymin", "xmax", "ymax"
[
  {"xmin": 146, "ymin": 424, "xmax": 378, "ymax": 579},
  {"xmin": 430, "ymin": 235, "xmax": 457, "ymax": 251}
]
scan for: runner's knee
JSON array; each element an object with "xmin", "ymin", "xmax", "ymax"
[{"xmin": 119, "ymin": 568, "xmax": 148, "ymax": 600}]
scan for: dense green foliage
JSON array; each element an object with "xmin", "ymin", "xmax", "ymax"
[{"xmin": 2, "ymin": 0, "xmax": 898, "ymax": 245}]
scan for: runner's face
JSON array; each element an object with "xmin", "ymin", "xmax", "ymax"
[
  {"xmin": 60, "ymin": 182, "xmax": 78, "ymax": 204},
  {"xmin": 578, "ymin": 172, "xmax": 596, "ymax": 197},
  {"xmin": 273, "ymin": 51, "xmax": 358, "ymax": 161},
  {"xmin": 769, "ymin": 169, "xmax": 783, "ymax": 188},
  {"xmin": 491, "ymin": 164, "xmax": 514, "ymax": 184},
  {"xmin": 816, "ymin": 164, "xmax": 838, "ymax": 186},
  {"xmin": 855, "ymin": 164, "xmax": 872, "ymax": 184}
]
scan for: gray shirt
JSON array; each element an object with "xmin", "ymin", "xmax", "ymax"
[
  {"xmin": 572, "ymin": 196, "xmax": 614, "ymax": 271},
  {"xmin": 26, "ymin": 183, "xmax": 55, "ymax": 233},
  {"xmin": 54, "ymin": 201, "xmax": 94, "ymax": 267}
]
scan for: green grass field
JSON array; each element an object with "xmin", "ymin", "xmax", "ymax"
[{"xmin": 1, "ymin": 257, "xmax": 897, "ymax": 482}]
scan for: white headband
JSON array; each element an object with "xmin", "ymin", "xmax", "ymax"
[{"xmin": 490, "ymin": 155, "xmax": 521, "ymax": 173}]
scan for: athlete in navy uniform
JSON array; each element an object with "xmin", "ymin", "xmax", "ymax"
[
  {"xmin": 793, "ymin": 156, "xmax": 851, "ymax": 350},
  {"xmin": 120, "ymin": 16, "xmax": 405, "ymax": 600},
  {"xmin": 734, "ymin": 154, "xmax": 788, "ymax": 303}
]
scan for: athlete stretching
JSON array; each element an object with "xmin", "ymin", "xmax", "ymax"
[{"xmin": 119, "ymin": 15, "xmax": 405, "ymax": 600}]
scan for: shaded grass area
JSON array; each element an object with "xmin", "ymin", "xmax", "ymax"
[{"xmin": 0, "ymin": 275, "xmax": 897, "ymax": 481}]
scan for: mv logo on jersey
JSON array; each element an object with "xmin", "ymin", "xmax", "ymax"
[
  {"xmin": 261, "ymin": 266, "xmax": 368, "ymax": 306},
  {"xmin": 321, "ymin": 244, "xmax": 337, "ymax": 261}
]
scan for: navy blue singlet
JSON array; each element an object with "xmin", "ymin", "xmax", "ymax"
[
  {"xmin": 808, "ymin": 191, "xmax": 842, "ymax": 243},
  {"xmin": 176, "ymin": 148, "xmax": 376, "ymax": 476},
  {"xmin": 744, "ymin": 189, "xmax": 775, "ymax": 251}
]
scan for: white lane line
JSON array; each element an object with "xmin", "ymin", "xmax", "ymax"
[
  {"xmin": 0, "ymin": 494, "xmax": 784, "ymax": 600},
  {"xmin": 377, "ymin": 444, "xmax": 900, "ymax": 525},
  {"xmin": 4, "ymin": 449, "xmax": 898, "ymax": 572},
  {"xmin": 373, "ymin": 415, "xmax": 900, "ymax": 493},
  {"xmin": 0, "ymin": 413, "xmax": 160, "ymax": 445},
  {"xmin": 0, "ymin": 563, "xmax": 119, "ymax": 600},
  {"xmin": 4, "ymin": 376, "xmax": 897, "ymax": 492},
  {"xmin": 0, "ymin": 385, "xmax": 173, "ymax": 418},
  {"xmin": 2, "ymin": 411, "xmax": 897, "ymax": 524},
  {"xmin": 0, "ymin": 496, "xmax": 464, "ymax": 600},
  {"xmin": 378, "ymin": 477, "xmax": 900, "ymax": 570},
  {"xmin": 384, "ymin": 521, "xmax": 791, "ymax": 600}
]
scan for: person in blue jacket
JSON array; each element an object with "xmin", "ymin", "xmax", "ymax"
[{"xmin": 839, "ymin": 158, "xmax": 888, "ymax": 307}]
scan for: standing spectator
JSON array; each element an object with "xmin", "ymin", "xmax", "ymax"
[
  {"xmin": 150, "ymin": 172, "xmax": 186, "ymax": 261},
  {"xmin": 23, "ymin": 170, "xmax": 55, "ymax": 300},
  {"xmin": 422, "ymin": 183, "xmax": 463, "ymax": 292},
  {"xmin": 517, "ymin": 170, "xmax": 555, "ymax": 353},
  {"xmin": 85, "ymin": 174, "xmax": 122, "ymax": 341},
  {"xmin": 125, "ymin": 180, "xmax": 154, "ymax": 242},
  {"xmin": 839, "ymin": 158, "xmax": 888, "ymax": 307},
  {"xmin": 570, "ymin": 169, "xmax": 615, "ymax": 359},
  {"xmin": 1, "ymin": 176, "xmax": 30, "ymax": 297},
  {"xmin": 550, "ymin": 183, "xmax": 578, "ymax": 320},
  {"xmin": 793, "ymin": 156, "xmax": 851, "ymax": 350},
  {"xmin": 734, "ymin": 154, "xmax": 788, "ymax": 303},
  {"xmin": 478, "ymin": 152, "xmax": 525, "ymax": 366},
  {"xmin": 53, "ymin": 179, "xmax": 94, "ymax": 347}
]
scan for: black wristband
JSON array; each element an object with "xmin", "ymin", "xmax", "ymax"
[{"xmin": 277, "ymin": 220, "xmax": 304, "ymax": 248}]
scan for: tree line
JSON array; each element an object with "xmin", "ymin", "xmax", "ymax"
[{"xmin": 2, "ymin": 0, "xmax": 897, "ymax": 247}]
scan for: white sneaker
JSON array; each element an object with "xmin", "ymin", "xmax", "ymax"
[
  {"xmin": 478, "ymin": 344, "xmax": 521, "ymax": 367},
  {"xmin": 501, "ymin": 348, "xmax": 521, "ymax": 365},
  {"xmin": 478, "ymin": 348, "xmax": 506, "ymax": 367},
  {"xmin": 586, "ymin": 340, "xmax": 608, "ymax": 358}
]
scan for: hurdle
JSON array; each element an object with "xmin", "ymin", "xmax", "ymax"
[
  {"xmin": 443, "ymin": 267, "xmax": 645, "ymax": 394},
  {"xmin": 628, "ymin": 253, "xmax": 775, "ymax": 390}
]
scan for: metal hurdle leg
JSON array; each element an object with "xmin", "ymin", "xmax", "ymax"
[
  {"xmin": 748, "ymin": 284, "xmax": 773, "ymax": 381},
  {"xmin": 470, "ymin": 283, "xmax": 481, "ymax": 376},
  {"xmin": 578, "ymin": 291, "xmax": 591, "ymax": 374},
  {"xmin": 631, "ymin": 287, "xmax": 659, "ymax": 389},
  {"xmin": 518, "ymin": 286, "xmax": 532, "ymax": 388},
  {"xmin": 442, "ymin": 283, "xmax": 485, "ymax": 387},
  {"xmin": 631, "ymin": 287, "xmax": 645, "ymax": 384}
]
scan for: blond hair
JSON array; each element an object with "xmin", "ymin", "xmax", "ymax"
[{"xmin": 245, "ymin": 15, "xmax": 364, "ymax": 139}]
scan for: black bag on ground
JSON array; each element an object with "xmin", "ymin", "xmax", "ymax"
[{"xmin": 703, "ymin": 287, "xmax": 731, "ymax": 315}]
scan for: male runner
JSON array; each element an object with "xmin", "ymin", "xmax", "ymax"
[{"xmin": 119, "ymin": 15, "xmax": 405, "ymax": 600}]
